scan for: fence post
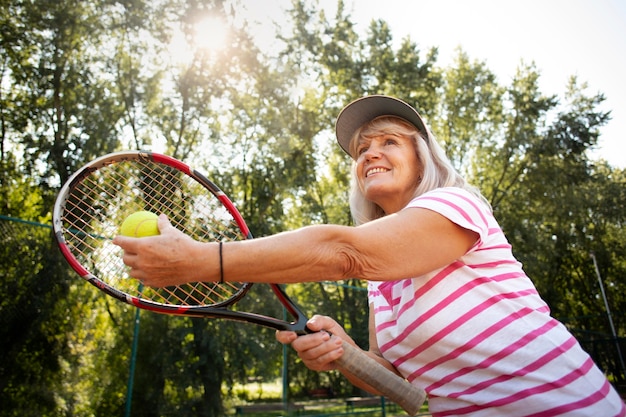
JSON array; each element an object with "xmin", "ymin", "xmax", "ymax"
[
  {"xmin": 381, "ymin": 396, "xmax": 386, "ymax": 417},
  {"xmin": 591, "ymin": 252, "xmax": 626, "ymax": 380}
]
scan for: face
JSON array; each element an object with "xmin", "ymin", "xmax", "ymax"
[{"xmin": 355, "ymin": 132, "xmax": 422, "ymax": 214}]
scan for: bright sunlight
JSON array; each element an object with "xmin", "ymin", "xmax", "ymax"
[
  {"xmin": 194, "ymin": 16, "xmax": 229, "ymax": 53},
  {"xmin": 167, "ymin": 15, "xmax": 229, "ymax": 64}
]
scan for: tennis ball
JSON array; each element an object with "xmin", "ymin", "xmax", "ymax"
[{"xmin": 120, "ymin": 211, "xmax": 160, "ymax": 237}]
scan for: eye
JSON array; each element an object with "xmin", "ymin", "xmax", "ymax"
[
  {"xmin": 384, "ymin": 137, "xmax": 398, "ymax": 146},
  {"xmin": 356, "ymin": 140, "xmax": 370, "ymax": 155}
]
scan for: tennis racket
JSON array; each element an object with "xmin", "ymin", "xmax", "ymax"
[{"xmin": 52, "ymin": 150, "xmax": 426, "ymax": 415}]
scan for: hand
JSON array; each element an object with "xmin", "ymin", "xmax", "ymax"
[
  {"xmin": 276, "ymin": 315, "xmax": 354, "ymax": 372},
  {"xmin": 112, "ymin": 214, "xmax": 210, "ymax": 287}
]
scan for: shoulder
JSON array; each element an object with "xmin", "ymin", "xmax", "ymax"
[
  {"xmin": 409, "ymin": 187, "xmax": 487, "ymax": 206},
  {"xmin": 405, "ymin": 187, "xmax": 497, "ymax": 241},
  {"xmin": 407, "ymin": 187, "xmax": 491, "ymax": 219}
]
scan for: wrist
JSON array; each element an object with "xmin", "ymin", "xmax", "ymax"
[{"xmin": 218, "ymin": 241, "xmax": 224, "ymax": 283}]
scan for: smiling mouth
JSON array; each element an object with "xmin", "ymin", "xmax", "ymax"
[{"xmin": 366, "ymin": 167, "xmax": 389, "ymax": 177}]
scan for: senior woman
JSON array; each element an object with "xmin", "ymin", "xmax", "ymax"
[{"xmin": 114, "ymin": 95, "xmax": 625, "ymax": 416}]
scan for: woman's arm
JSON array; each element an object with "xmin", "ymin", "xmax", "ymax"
[{"xmin": 113, "ymin": 206, "xmax": 478, "ymax": 287}]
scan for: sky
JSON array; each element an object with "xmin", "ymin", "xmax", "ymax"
[{"xmin": 241, "ymin": 0, "xmax": 626, "ymax": 168}]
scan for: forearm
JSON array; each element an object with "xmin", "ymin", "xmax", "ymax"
[
  {"xmin": 219, "ymin": 224, "xmax": 353, "ymax": 284},
  {"xmin": 115, "ymin": 219, "xmax": 362, "ymax": 294}
]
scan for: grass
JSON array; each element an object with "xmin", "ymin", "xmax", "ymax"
[
  {"xmin": 226, "ymin": 401, "xmax": 413, "ymax": 417},
  {"xmin": 229, "ymin": 378, "xmax": 284, "ymax": 402},
  {"xmin": 224, "ymin": 378, "xmax": 430, "ymax": 416},
  {"xmin": 224, "ymin": 379, "xmax": 427, "ymax": 416}
]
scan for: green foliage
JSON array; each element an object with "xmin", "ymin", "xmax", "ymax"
[
  {"xmin": 0, "ymin": 220, "xmax": 76, "ymax": 417},
  {"xmin": 1, "ymin": 0, "xmax": 624, "ymax": 415},
  {"xmin": 4, "ymin": 0, "xmax": 126, "ymax": 183},
  {"xmin": 434, "ymin": 49, "xmax": 504, "ymax": 170}
]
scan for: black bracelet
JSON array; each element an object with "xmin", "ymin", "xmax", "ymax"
[{"xmin": 218, "ymin": 241, "xmax": 224, "ymax": 284}]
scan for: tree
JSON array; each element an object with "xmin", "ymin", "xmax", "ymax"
[
  {"xmin": 0, "ymin": 186, "xmax": 68, "ymax": 417},
  {"xmin": 1, "ymin": 1, "xmax": 126, "ymax": 415},
  {"xmin": 434, "ymin": 48, "xmax": 504, "ymax": 172}
]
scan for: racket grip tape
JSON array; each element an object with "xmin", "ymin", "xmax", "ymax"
[{"xmin": 335, "ymin": 341, "xmax": 426, "ymax": 416}]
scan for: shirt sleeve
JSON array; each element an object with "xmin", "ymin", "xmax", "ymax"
[{"xmin": 403, "ymin": 187, "xmax": 492, "ymax": 247}]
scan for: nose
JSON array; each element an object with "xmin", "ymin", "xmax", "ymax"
[{"xmin": 361, "ymin": 143, "xmax": 382, "ymax": 161}]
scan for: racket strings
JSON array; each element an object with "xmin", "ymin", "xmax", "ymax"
[
  {"xmin": 152, "ymin": 280, "xmax": 241, "ymax": 306},
  {"xmin": 60, "ymin": 156, "xmax": 247, "ymax": 307}
]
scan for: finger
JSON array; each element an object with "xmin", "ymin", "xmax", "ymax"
[
  {"xmin": 116, "ymin": 241, "xmax": 136, "ymax": 257},
  {"xmin": 306, "ymin": 315, "xmax": 347, "ymax": 337},
  {"xmin": 112, "ymin": 234, "xmax": 130, "ymax": 248},
  {"xmin": 298, "ymin": 335, "xmax": 344, "ymax": 371},
  {"xmin": 305, "ymin": 315, "xmax": 330, "ymax": 331},
  {"xmin": 275, "ymin": 330, "xmax": 298, "ymax": 344},
  {"xmin": 127, "ymin": 268, "xmax": 145, "ymax": 281},
  {"xmin": 157, "ymin": 214, "xmax": 173, "ymax": 233},
  {"xmin": 121, "ymin": 253, "xmax": 143, "ymax": 280},
  {"xmin": 305, "ymin": 338, "xmax": 344, "ymax": 362},
  {"xmin": 291, "ymin": 330, "xmax": 331, "ymax": 351},
  {"xmin": 111, "ymin": 234, "xmax": 146, "ymax": 254}
]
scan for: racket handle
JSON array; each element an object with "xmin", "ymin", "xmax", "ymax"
[{"xmin": 335, "ymin": 341, "xmax": 426, "ymax": 416}]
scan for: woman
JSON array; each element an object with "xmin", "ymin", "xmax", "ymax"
[{"xmin": 114, "ymin": 95, "xmax": 625, "ymax": 416}]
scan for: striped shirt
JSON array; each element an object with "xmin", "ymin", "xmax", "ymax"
[{"xmin": 368, "ymin": 187, "xmax": 625, "ymax": 416}]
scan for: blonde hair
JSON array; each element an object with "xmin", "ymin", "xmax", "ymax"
[{"xmin": 348, "ymin": 116, "xmax": 490, "ymax": 225}]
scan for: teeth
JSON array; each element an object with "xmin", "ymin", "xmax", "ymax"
[{"xmin": 367, "ymin": 168, "xmax": 388, "ymax": 177}]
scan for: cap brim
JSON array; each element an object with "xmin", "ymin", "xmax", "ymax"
[{"xmin": 335, "ymin": 95, "xmax": 427, "ymax": 156}]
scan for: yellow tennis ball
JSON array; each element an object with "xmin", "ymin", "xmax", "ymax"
[{"xmin": 120, "ymin": 211, "xmax": 160, "ymax": 237}]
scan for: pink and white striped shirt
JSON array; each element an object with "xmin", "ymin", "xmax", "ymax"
[{"xmin": 368, "ymin": 187, "xmax": 625, "ymax": 416}]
